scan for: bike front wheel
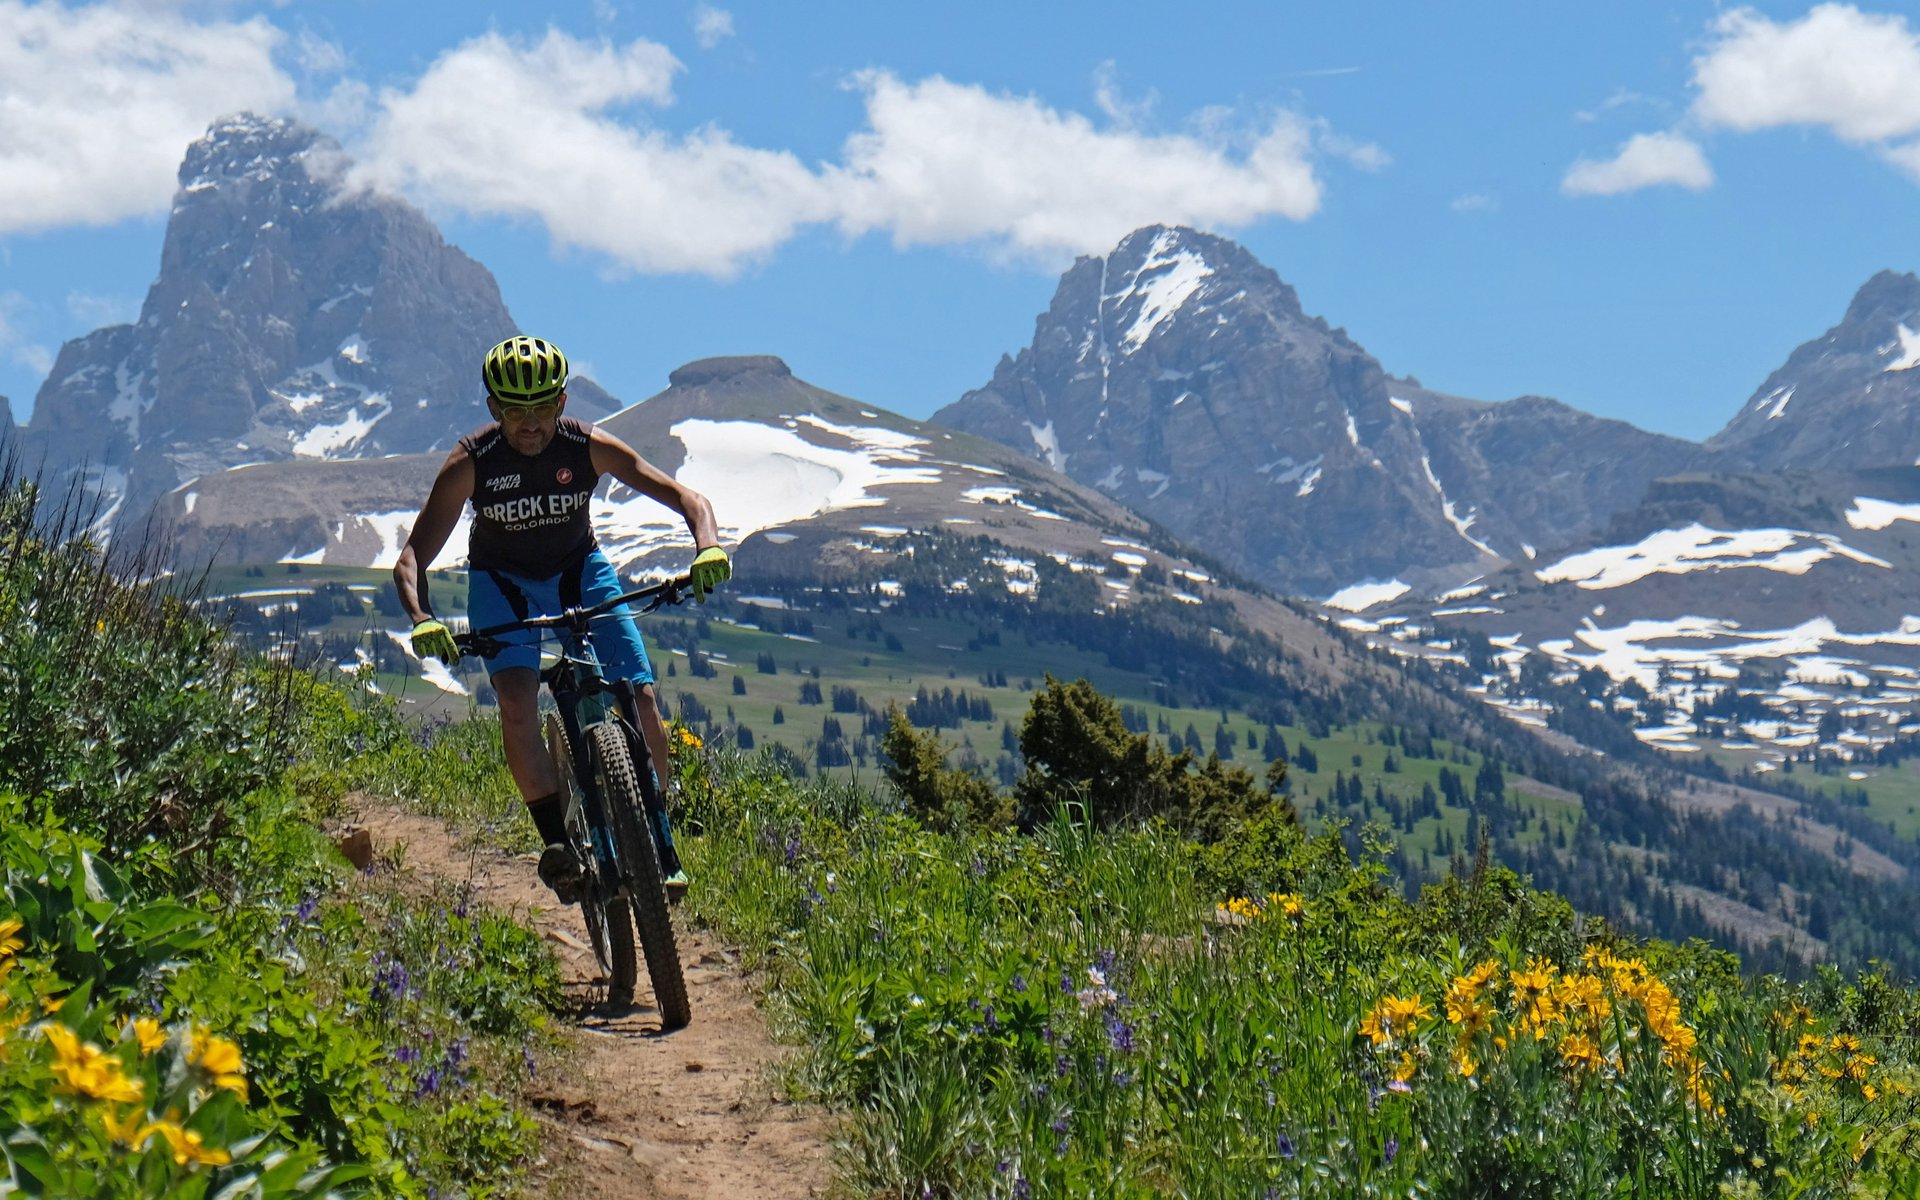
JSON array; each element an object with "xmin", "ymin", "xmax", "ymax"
[
  {"xmin": 590, "ymin": 721, "xmax": 690, "ymax": 1029},
  {"xmin": 548, "ymin": 713, "xmax": 635, "ymax": 1010}
]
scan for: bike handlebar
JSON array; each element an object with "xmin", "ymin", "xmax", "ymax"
[{"xmin": 452, "ymin": 574, "xmax": 693, "ymax": 657}]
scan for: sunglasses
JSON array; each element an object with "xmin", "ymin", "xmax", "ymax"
[{"xmin": 497, "ymin": 401, "xmax": 560, "ymax": 424}]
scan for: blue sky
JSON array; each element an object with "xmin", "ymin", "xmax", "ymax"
[{"xmin": 3, "ymin": 1, "xmax": 1919, "ymax": 442}]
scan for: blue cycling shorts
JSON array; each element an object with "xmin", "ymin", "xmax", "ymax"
[{"xmin": 466, "ymin": 548, "xmax": 656, "ymax": 686}]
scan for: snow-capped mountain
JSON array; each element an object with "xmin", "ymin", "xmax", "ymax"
[
  {"xmin": 935, "ymin": 225, "xmax": 1701, "ymax": 597},
  {"xmin": 1339, "ymin": 466, "xmax": 1920, "ymax": 774},
  {"xmin": 1710, "ymin": 271, "xmax": 1920, "ymax": 470},
  {"xmin": 15, "ymin": 114, "xmax": 614, "ymax": 534},
  {"xmin": 159, "ymin": 354, "xmax": 1228, "ymax": 607}
]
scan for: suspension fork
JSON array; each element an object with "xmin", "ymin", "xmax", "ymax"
[
  {"xmin": 554, "ymin": 690, "xmax": 618, "ymax": 874},
  {"xmin": 612, "ymin": 679, "xmax": 680, "ymax": 874}
]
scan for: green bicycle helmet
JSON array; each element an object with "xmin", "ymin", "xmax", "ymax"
[{"xmin": 482, "ymin": 336, "xmax": 569, "ymax": 405}]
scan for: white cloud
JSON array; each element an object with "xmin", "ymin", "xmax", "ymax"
[
  {"xmin": 0, "ymin": 293, "xmax": 53, "ymax": 379},
  {"xmin": 691, "ymin": 4, "xmax": 734, "ymax": 49},
  {"xmin": 351, "ymin": 30, "xmax": 831, "ymax": 278},
  {"xmin": 1450, "ymin": 192, "xmax": 1497, "ymax": 213},
  {"xmin": 65, "ymin": 291, "xmax": 138, "ymax": 328},
  {"xmin": 1561, "ymin": 131, "xmax": 1714, "ymax": 197},
  {"xmin": 0, "ymin": 1, "xmax": 296, "ymax": 235},
  {"xmin": 828, "ymin": 72, "xmax": 1325, "ymax": 259},
  {"xmin": 1881, "ymin": 140, "xmax": 1920, "ymax": 184},
  {"xmin": 1692, "ymin": 4, "xmax": 1920, "ymax": 143}
]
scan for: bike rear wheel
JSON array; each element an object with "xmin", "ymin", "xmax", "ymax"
[
  {"xmin": 590, "ymin": 722, "xmax": 690, "ymax": 1029},
  {"xmin": 547, "ymin": 714, "xmax": 635, "ymax": 1010}
]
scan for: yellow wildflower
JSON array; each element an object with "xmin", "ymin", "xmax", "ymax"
[
  {"xmin": 1559, "ymin": 1031, "xmax": 1605, "ymax": 1075},
  {"xmin": 1511, "ymin": 959, "xmax": 1561, "ymax": 1038},
  {"xmin": 1829, "ymin": 1033, "xmax": 1861, "ymax": 1055},
  {"xmin": 1796, "ymin": 1033, "xmax": 1824, "ymax": 1060},
  {"xmin": 1391, "ymin": 1052, "xmax": 1419, "ymax": 1083},
  {"xmin": 128, "ymin": 1018, "xmax": 167, "ymax": 1055},
  {"xmin": 147, "ymin": 1118, "xmax": 231, "ymax": 1168},
  {"xmin": 1451, "ymin": 1042, "xmax": 1478, "ymax": 1078},
  {"xmin": 44, "ymin": 1024, "xmax": 144, "ymax": 1104},
  {"xmin": 1863, "ymin": 1083, "xmax": 1881, "ymax": 1102},
  {"xmin": 99, "ymin": 1106, "xmax": 154, "ymax": 1149},
  {"xmin": 1266, "ymin": 893, "xmax": 1305, "ymax": 921},
  {"xmin": 0, "ymin": 916, "xmax": 23, "ymax": 958},
  {"xmin": 189, "ymin": 1027, "xmax": 248, "ymax": 1098},
  {"xmin": 1360, "ymin": 994, "xmax": 1431, "ymax": 1047}
]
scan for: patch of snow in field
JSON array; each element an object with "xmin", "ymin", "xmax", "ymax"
[
  {"xmin": 276, "ymin": 390, "xmax": 326, "ymax": 414},
  {"xmin": 1324, "ymin": 579, "xmax": 1410, "ymax": 612},
  {"xmin": 1172, "ymin": 567, "xmax": 1212, "ymax": 583},
  {"xmin": 182, "ymin": 492, "xmax": 197, "ymax": 516},
  {"xmin": 793, "ymin": 414, "xmax": 927, "ymax": 454},
  {"xmin": 1536, "ymin": 523, "xmax": 1890, "ymax": 589},
  {"xmin": 1297, "ymin": 466, "xmax": 1322, "ymax": 497},
  {"xmin": 1433, "ymin": 605, "xmax": 1501, "ymax": 616},
  {"xmin": 597, "ymin": 418, "xmax": 941, "ymax": 567},
  {"xmin": 859, "ymin": 526, "xmax": 908, "ymax": 537},
  {"xmin": 736, "ymin": 595, "xmax": 789, "ymax": 610},
  {"xmin": 1135, "ymin": 467, "xmax": 1170, "ymax": 498},
  {"xmin": 1172, "ymin": 591, "xmax": 1202, "ymax": 604},
  {"xmin": 1846, "ymin": 496, "xmax": 1920, "ymax": 529},
  {"xmin": 1442, "ymin": 582, "xmax": 1487, "ymax": 601},
  {"xmin": 1389, "ymin": 395, "xmax": 1414, "ymax": 414},
  {"xmin": 280, "ymin": 546, "xmax": 326, "ymax": 565},
  {"xmin": 762, "ymin": 531, "xmax": 797, "ymax": 543},
  {"xmin": 383, "ymin": 630, "xmax": 470, "ymax": 695},
  {"xmin": 1110, "ymin": 551, "xmax": 1147, "ymax": 568},
  {"xmin": 337, "ymin": 339, "xmax": 368, "ymax": 366},
  {"xmin": 962, "ymin": 485, "xmax": 1022, "ymax": 504}
]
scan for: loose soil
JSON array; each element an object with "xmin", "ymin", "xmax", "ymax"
[{"xmin": 352, "ymin": 804, "xmax": 832, "ymax": 1200}]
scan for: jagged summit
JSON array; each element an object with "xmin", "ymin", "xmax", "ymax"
[
  {"xmin": 936, "ymin": 224, "xmax": 1700, "ymax": 596},
  {"xmin": 1707, "ymin": 268, "xmax": 1920, "ymax": 470},
  {"xmin": 668, "ymin": 356, "xmax": 793, "ymax": 388},
  {"xmin": 19, "ymin": 114, "xmax": 615, "ymax": 535},
  {"xmin": 177, "ymin": 113, "xmax": 326, "ymax": 191}
]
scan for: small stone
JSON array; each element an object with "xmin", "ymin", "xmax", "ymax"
[{"xmin": 336, "ymin": 826, "xmax": 372, "ymax": 870}]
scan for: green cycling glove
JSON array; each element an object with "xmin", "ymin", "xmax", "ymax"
[
  {"xmin": 410, "ymin": 618, "xmax": 459, "ymax": 664},
  {"xmin": 689, "ymin": 546, "xmax": 732, "ymax": 604}
]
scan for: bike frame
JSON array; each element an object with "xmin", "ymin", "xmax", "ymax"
[{"xmin": 459, "ymin": 576, "xmax": 688, "ymax": 887}]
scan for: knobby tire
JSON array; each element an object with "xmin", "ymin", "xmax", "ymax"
[
  {"xmin": 547, "ymin": 714, "xmax": 636, "ymax": 1009},
  {"xmin": 590, "ymin": 721, "xmax": 690, "ymax": 1029}
]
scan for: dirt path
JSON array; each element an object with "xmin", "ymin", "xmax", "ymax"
[{"xmin": 352, "ymin": 805, "xmax": 832, "ymax": 1200}]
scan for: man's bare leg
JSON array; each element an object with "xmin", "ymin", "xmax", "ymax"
[{"xmin": 493, "ymin": 667, "xmax": 558, "ymax": 800}]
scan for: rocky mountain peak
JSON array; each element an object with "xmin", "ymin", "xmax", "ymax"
[
  {"xmin": 937, "ymin": 224, "xmax": 1704, "ymax": 597},
  {"xmin": 668, "ymin": 355, "xmax": 793, "ymax": 388},
  {"xmin": 1707, "ymin": 268, "xmax": 1920, "ymax": 470},
  {"xmin": 178, "ymin": 112, "xmax": 323, "ymax": 191},
  {"xmin": 18, "ymin": 113, "xmax": 614, "ymax": 535}
]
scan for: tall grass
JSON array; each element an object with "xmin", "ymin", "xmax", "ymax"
[{"xmin": 680, "ymin": 742, "xmax": 1920, "ymax": 1198}]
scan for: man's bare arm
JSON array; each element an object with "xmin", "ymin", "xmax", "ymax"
[
  {"xmin": 588, "ymin": 428, "xmax": 721, "ymax": 551},
  {"xmin": 393, "ymin": 449, "xmax": 475, "ymax": 624}
]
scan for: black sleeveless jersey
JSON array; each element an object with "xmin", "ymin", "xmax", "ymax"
[{"xmin": 460, "ymin": 417, "xmax": 601, "ymax": 579}]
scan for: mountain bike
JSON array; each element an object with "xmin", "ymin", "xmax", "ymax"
[{"xmin": 454, "ymin": 575, "xmax": 692, "ymax": 1029}]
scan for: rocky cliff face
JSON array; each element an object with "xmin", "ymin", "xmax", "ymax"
[
  {"xmin": 936, "ymin": 225, "xmax": 1698, "ymax": 596},
  {"xmin": 18, "ymin": 113, "xmax": 613, "ymax": 533},
  {"xmin": 1708, "ymin": 271, "xmax": 1920, "ymax": 471}
]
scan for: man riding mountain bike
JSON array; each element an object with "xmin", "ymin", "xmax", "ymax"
[{"xmin": 392, "ymin": 335, "xmax": 730, "ymax": 903}]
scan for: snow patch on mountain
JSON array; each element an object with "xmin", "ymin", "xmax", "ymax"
[
  {"xmin": 1845, "ymin": 496, "xmax": 1920, "ymax": 530},
  {"xmin": 1535, "ymin": 523, "xmax": 1892, "ymax": 590},
  {"xmin": 1884, "ymin": 323, "xmax": 1920, "ymax": 372},
  {"xmin": 1113, "ymin": 231, "xmax": 1214, "ymax": 350},
  {"xmin": 1324, "ymin": 579, "xmax": 1410, "ymax": 612}
]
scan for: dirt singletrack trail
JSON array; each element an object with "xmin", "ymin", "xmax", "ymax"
[{"xmin": 353, "ymin": 804, "xmax": 831, "ymax": 1200}]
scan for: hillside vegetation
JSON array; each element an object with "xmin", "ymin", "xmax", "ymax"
[{"xmin": 13, "ymin": 465, "xmax": 1920, "ymax": 1196}]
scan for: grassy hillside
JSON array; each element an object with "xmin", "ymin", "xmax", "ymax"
[{"xmin": 208, "ymin": 543, "xmax": 1920, "ymax": 977}]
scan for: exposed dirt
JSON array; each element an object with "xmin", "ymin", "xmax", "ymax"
[{"xmin": 350, "ymin": 804, "xmax": 832, "ymax": 1200}]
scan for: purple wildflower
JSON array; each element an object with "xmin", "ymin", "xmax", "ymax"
[
  {"xmin": 1011, "ymin": 973, "xmax": 1027, "ymax": 994},
  {"xmin": 1277, "ymin": 1133, "xmax": 1295, "ymax": 1160},
  {"xmin": 1384, "ymin": 1135, "xmax": 1399, "ymax": 1166}
]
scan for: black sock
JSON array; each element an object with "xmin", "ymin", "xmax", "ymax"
[{"xmin": 526, "ymin": 794, "xmax": 568, "ymax": 846}]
